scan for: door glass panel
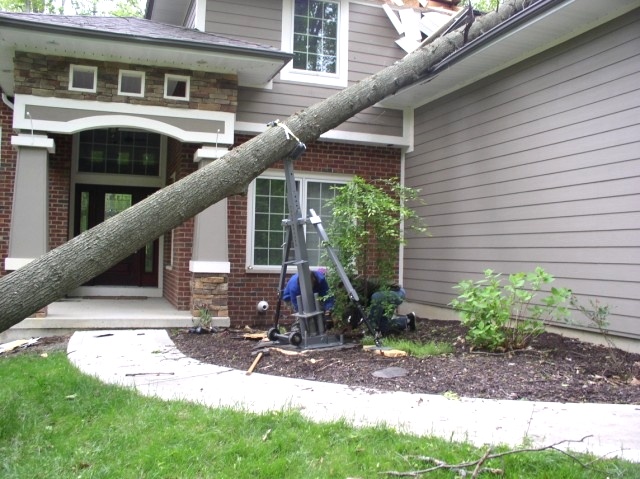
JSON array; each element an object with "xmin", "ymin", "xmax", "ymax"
[
  {"xmin": 104, "ymin": 193, "xmax": 132, "ymax": 220},
  {"xmin": 144, "ymin": 242, "xmax": 154, "ymax": 273},
  {"xmin": 79, "ymin": 191, "xmax": 90, "ymax": 233}
]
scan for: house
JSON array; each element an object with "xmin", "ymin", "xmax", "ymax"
[{"xmin": 0, "ymin": 0, "xmax": 638, "ymax": 347}]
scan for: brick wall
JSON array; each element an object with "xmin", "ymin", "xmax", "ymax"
[
  {"xmin": 13, "ymin": 51, "xmax": 238, "ymax": 112},
  {"xmin": 227, "ymin": 135, "xmax": 402, "ymax": 327},
  {"xmin": 49, "ymin": 134, "xmax": 72, "ymax": 250},
  {"xmin": 0, "ymin": 96, "xmax": 16, "ymax": 278},
  {"xmin": 162, "ymin": 139, "xmax": 198, "ymax": 310}
]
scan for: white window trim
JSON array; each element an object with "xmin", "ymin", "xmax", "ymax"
[
  {"xmin": 118, "ymin": 70, "xmax": 145, "ymax": 97},
  {"xmin": 164, "ymin": 74, "xmax": 190, "ymax": 101},
  {"xmin": 69, "ymin": 64, "xmax": 97, "ymax": 93},
  {"xmin": 246, "ymin": 169, "xmax": 352, "ymax": 273},
  {"xmin": 280, "ymin": 0, "xmax": 349, "ymax": 88}
]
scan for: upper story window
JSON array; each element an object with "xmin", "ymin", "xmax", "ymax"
[
  {"xmin": 246, "ymin": 171, "xmax": 349, "ymax": 271},
  {"xmin": 69, "ymin": 65, "xmax": 97, "ymax": 92},
  {"xmin": 294, "ymin": 0, "xmax": 338, "ymax": 74},
  {"xmin": 118, "ymin": 70, "xmax": 145, "ymax": 97},
  {"xmin": 281, "ymin": 0, "xmax": 349, "ymax": 87},
  {"xmin": 164, "ymin": 74, "xmax": 190, "ymax": 101}
]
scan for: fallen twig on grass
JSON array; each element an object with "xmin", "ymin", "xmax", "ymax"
[{"xmin": 380, "ymin": 436, "xmax": 603, "ymax": 477}]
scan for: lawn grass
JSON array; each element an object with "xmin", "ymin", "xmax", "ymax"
[{"xmin": 1, "ymin": 351, "xmax": 638, "ymax": 479}]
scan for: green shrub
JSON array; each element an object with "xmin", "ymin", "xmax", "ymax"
[
  {"xmin": 449, "ymin": 268, "xmax": 571, "ymax": 351},
  {"xmin": 324, "ymin": 176, "xmax": 428, "ymax": 327}
]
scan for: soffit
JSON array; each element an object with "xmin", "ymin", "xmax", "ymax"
[{"xmin": 379, "ymin": 0, "xmax": 639, "ymax": 109}]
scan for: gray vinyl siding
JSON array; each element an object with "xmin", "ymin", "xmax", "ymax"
[
  {"xmin": 204, "ymin": 0, "xmax": 282, "ymax": 47},
  {"xmin": 404, "ymin": 10, "xmax": 640, "ymax": 339},
  {"xmin": 204, "ymin": 0, "xmax": 405, "ymax": 137},
  {"xmin": 348, "ymin": 2, "xmax": 405, "ymax": 81}
]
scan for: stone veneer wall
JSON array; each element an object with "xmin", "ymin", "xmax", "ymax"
[
  {"xmin": 227, "ymin": 135, "xmax": 402, "ymax": 327},
  {"xmin": 191, "ymin": 274, "xmax": 229, "ymax": 318},
  {"xmin": 13, "ymin": 52, "xmax": 238, "ymax": 112}
]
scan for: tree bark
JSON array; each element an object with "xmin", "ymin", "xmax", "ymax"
[{"xmin": 0, "ymin": 0, "xmax": 533, "ymax": 330}]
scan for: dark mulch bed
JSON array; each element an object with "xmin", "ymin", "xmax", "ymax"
[
  {"xmin": 4, "ymin": 318, "xmax": 638, "ymax": 404},
  {"xmin": 170, "ymin": 317, "xmax": 640, "ymax": 405}
]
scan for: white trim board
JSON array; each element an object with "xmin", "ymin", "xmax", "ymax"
[{"xmin": 13, "ymin": 95, "xmax": 235, "ymax": 145}]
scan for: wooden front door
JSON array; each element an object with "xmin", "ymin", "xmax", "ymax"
[{"xmin": 74, "ymin": 184, "xmax": 159, "ymax": 287}]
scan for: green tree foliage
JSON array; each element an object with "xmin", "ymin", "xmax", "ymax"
[
  {"xmin": 324, "ymin": 177, "xmax": 427, "ymax": 324},
  {"xmin": 0, "ymin": 0, "xmax": 57, "ymax": 13},
  {"xmin": 472, "ymin": 0, "xmax": 501, "ymax": 13},
  {"xmin": 108, "ymin": 0, "xmax": 142, "ymax": 17},
  {"xmin": 0, "ymin": 0, "xmax": 143, "ymax": 16}
]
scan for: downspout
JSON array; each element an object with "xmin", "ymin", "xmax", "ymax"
[
  {"xmin": 399, "ymin": 148, "xmax": 406, "ymax": 286},
  {"xmin": 1, "ymin": 92, "xmax": 13, "ymax": 110}
]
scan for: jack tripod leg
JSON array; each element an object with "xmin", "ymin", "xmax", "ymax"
[
  {"xmin": 268, "ymin": 228, "xmax": 302, "ymax": 345},
  {"xmin": 308, "ymin": 209, "xmax": 383, "ymax": 347}
]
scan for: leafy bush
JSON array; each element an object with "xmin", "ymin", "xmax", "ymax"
[
  {"xmin": 324, "ymin": 176, "xmax": 428, "ymax": 326},
  {"xmin": 449, "ymin": 268, "xmax": 571, "ymax": 351}
]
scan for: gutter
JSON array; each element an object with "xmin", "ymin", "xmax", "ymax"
[
  {"xmin": 418, "ymin": 0, "xmax": 567, "ymax": 82},
  {"xmin": 0, "ymin": 15, "xmax": 293, "ymax": 63}
]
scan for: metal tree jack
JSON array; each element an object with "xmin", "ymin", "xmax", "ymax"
[{"xmin": 266, "ymin": 128, "xmax": 380, "ymax": 349}]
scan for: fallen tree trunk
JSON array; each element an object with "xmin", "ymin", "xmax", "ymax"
[{"xmin": 0, "ymin": 0, "xmax": 535, "ymax": 330}]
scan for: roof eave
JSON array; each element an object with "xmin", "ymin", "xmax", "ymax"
[
  {"xmin": 0, "ymin": 16, "xmax": 292, "ymax": 95},
  {"xmin": 0, "ymin": 15, "xmax": 291, "ymax": 62}
]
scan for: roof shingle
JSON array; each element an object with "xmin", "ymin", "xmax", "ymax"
[{"xmin": 0, "ymin": 12, "xmax": 288, "ymax": 56}]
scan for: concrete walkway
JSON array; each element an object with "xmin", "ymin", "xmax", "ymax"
[{"xmin": 67, "ymin": 329, "xmax": 640, "ymax": 462}]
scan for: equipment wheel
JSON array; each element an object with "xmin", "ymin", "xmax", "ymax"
[
  {"xmin": 289, "ymin": 331, "xmax": 302, "ymax": 347},
  {"xmin": 267, "ymin": 327, "xmax": 279, "ymax": 342}
]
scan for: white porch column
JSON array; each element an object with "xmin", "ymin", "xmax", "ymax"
[
  {"xmin": 5, "ymin": 134, "xmax": 55, "ymax": 271},
  {"xmin": 189, "ymin": 146, "xmax": 231, "ymax": 274}
]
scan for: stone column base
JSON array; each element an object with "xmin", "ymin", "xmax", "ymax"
[{"xmin": 191, "ymin": 273, "xmax": 229, "ymax": 317}]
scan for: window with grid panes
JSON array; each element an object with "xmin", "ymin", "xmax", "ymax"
[
  {"xmin": 78, "ymin": 129, "xmax": 160, "ymax": 177},
  {"xmin": 281, "ymin": 0, "xmax": 348, "ymax": 87},
  {"xmin": 250, "ymin": 175, "xmax": 346, "ymax": 268},
  {"xmin": 293, "ymin": 0, "xmax": 338, "ymax": 74}
]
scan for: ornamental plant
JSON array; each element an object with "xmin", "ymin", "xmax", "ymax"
[
  {"xmin": 324, "ymin": 176, "xmax": 428, "ymax": 326},
  {"xmin": 449, "ymin": 267, "xmax": 571, "ymax": 351}
]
